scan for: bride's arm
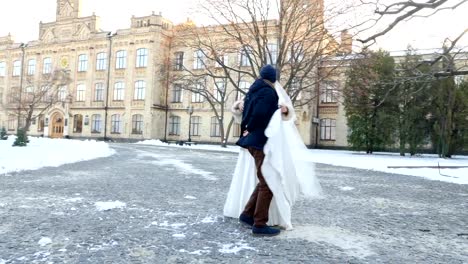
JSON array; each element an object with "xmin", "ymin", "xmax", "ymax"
[
  {"xmin": 280, "ymin": 104, "xmax": 294, "ymax": 121},
  {"xmin": 231, "ymin": 100, "xmax": 244, "ymax": 124}
]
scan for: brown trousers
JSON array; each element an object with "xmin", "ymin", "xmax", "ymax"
[{"xmin": 242, "ymin": 147, "xmax": 273, "ymax": 227}]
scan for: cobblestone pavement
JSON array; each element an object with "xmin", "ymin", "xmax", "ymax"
[{"xmin": 0, "ymin": 143, "xmax": 467, "ymax": 264}]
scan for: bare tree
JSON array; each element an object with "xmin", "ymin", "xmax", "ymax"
[
  {"xmin": 355, "ymin": 0, "xmax": 468, "ymax": 50},
  {"xmin": 7, "ymin": 69, "xmax": 72, "ymax": 134},
  {"xmin": 176, "ymin": 0, "xmax": 353, "ymax": 109}
]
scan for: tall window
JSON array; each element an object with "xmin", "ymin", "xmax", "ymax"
[
  {"xmin": 116, "ymin": 50, "xmax": 127, "ymax": 69},
  {"xmin": 215, "ymin": 54, "xmax": 229, "ymax": 68},
  {"xmin": 289, "ymin": 42, "xmax": 304, "ymax": 63},
  {"xmin": 237, "ymin": 81, "xmax": 250, "ymax": 100},
  {"xmin": 76, "ymin": 84, "xmax": 86, "ymax": 102},
  {"xmin": 136, "ymin": 48, "xmax": 148, "ymax": 68},
  {"xmin": 13, "ymin": 60, "xmax": 21, "ymax": 76},
  {"xmin": 40, "ymin": 86, "xmax": 50, "ymax": 102},
  {"xmin": 43, "ymin": 58, "xmax": 52, "ymax": 74},
  {"xmin": 190, "ymin": 116, "xmax": 201, "ymax": 136},
  {"xmin": 134, "ymin": 80, "xmax": 146, "ymax": 100},
  {"xmin": 214, "ymin": 79, "xmax": 227, "ymax": 101},
  {"xmin": 73, "ymin": 114, "xmax": 83, "ymax": 133},
  {"xmin": 8, "ymin": 115, "xmax": 16, "ymax": 131},
  {"xmin": 78, "ymin": 54, "xmax": 88, "ymax": 72},
  {"xmin": 91, "ymin": 114, "xmax": 102, "ymax": 133},
  {"xmin": 94, "ymin": 83, "xmax": 104, "ymax": 101},
  {"xmin": 132, "ymin": 114, "xmax": 144, "ymax": 134},
  {"xmin": 173, "ymin": 52, "xmax": 184, "ymax": 70},
  {"xmin": 114, "ymin": 82, "xmax": 125, "ymax": 101},
  {"xmin": 96, "ymin": 52, "xmax": 107, "ymax": 71},
  {"xmin": 239, "ymin": 46, "xmax": 253, "ymax": 67},
  {"xmin": 27, "ymin": 59, "xmax": 36, "ymax": 75},
  {"xmin": 111, "ymin": 114, "xmax": 122, "ymax": 133},
  {"xmin": 267, "ymin": 43, "xmax": 278, "ymax": 65},
  {"xmin": 321, "ymin": 82, "xmax": 338, "ymax": 103},
  {"xmin": 58, "ymin": 86, "xmax": 67, "ymax": 101},
  {"xmin": 210, "ymin": 116, "xmax": 221, "ymax": 137},
  {"xmin": 193, "ymin": 49, "xmax": 205, "ymax": 69},
  {"xmin": 233, "ymin": 124, "xmax": 241, "ymax": 137},
  {"xmin": 172, "ymin": 84, "xmax": 183, "ymax": 103},
  {"xmin": 320, "ymin": 119, "xmax": 336, "ymax": 141},
  {"xmin": 37, "ymin": 115, "xmax": 45, "ymax": 132},
  {"xmin": 169, "ymin": 116, "xmax": 180, "ymax": 135},
  {"xmin": 192, "ymin": 83, "xmax": 204, "ymax": 103},
  {"xmin": 0, "ymin": 61, "xmax": 5, "ymax": 76},
  {"xmin": 291, "ymin": 78, "xmax": 302, "ymax": 100}
]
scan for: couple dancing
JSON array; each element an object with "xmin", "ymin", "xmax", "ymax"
[{"xmin": 223, "ymin": 65, "xmax": 323, "ymax": 236}]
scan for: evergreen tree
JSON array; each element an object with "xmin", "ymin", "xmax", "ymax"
[
  {"xmin": 344, "ymin": 50, "xmax": 397, "ymax": 153},
  {"xmin": 0, "ymin": 127, "xmax": 7, "ymax": 140},
  {"xmin": 396, "ymin": 48, "xmax": 432, "ymax": 156},
  {"xmin": 427, "ymin": 50, "xmax": 468, "ymax": 157},
  {"xmin": 13, "ymin": 128, "xmax": 28, "ymax": 147}
]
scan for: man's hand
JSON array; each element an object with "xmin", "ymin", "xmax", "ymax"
[{"xmin": 243, "ymin": 130, "xmax": 249, "ymax": 137}]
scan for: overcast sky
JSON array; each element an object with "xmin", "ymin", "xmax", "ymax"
[{"xmin": 0, "ymin": 0, "xmax": 467, "ymax": 52}]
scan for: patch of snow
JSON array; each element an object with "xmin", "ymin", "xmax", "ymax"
[
  {"xmin": 95, "ymin": 201, "xmax": 126, "ymax": 211},
  {"xmin": 0, "ymin": 137, "xmax": 115, "ymax": 175},
  {"xmin": 65, "ymin": 198, "xmax": 83, "ymax": 203},
  {"xmin": 218, "ymin": 242, "xmax": 255, "ymax": 254},
  {"xmin": 38, "ymin": 237, "xmax": 52, "ymax": 246},
  {"xmin": 282, "ymin": 225, "xmax": 375, "ymax": 259},
  {"xmin": 201, "ymin": 216, "xmax": 216, "ymax": 224},
  {"xmin": 135, "ymin": 140, "xmax": 240, "ymax": 153},
  {"xmin": 172, "ymin": 234, "xmax": 186, "ymax": 238},
  {"xmin": 184, "ymin": 195, "xmax": 197, "ymax": 200},
  {"xmin": 171, "ymin": 223, "xmax": 186, "ymax": 228},
  {"xmin": 340, "ymin": 186, "xmax": 355, "ymax": 191}
]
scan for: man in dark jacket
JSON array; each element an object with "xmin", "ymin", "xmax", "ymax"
[{"xmin": 237, "ymin": 65, "xmax": 287, "ymax": 236}]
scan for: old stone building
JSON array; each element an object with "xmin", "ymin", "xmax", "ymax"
[{"xmin": 0, "ymin": 0, "xmax": 354, "ymax": 147}]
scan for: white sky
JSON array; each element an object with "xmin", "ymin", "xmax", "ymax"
[{"xmin": 0, "ymin": 0, "xmax": 467, "ymax": 52}]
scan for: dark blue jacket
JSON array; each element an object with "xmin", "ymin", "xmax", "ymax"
[{"xmin": 236, "ymin": 78, "xmax": 279, "ymax": 150}]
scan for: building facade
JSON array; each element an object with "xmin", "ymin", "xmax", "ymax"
[{"xmin": 0, "ymin": 0, "xmax": 355, "ymax": 147}]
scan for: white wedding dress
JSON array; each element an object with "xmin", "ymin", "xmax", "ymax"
[{"xmin": 223, "ymin": 82, "xmax": 323, "ymax": 230}]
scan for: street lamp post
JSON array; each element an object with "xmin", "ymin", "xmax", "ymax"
[
  {"xmin": 187, "ymin": 105, "xmax": 194, "ymax": 142},
  {"xmin": 17, "ymin": 43, "xmax": 27, "ymax": 131}
]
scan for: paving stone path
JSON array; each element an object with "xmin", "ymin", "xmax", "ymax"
[{"xmin": 0, "ymin": 143, "xmax": 467, "ymax": 263}]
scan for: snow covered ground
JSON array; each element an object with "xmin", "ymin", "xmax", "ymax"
[
  {"xmin": 1, "ymin": 136, "xmax": 466, "ymax": 185},
  {"xmin": 0, "ymin": 136, "xmax": 115, "ymax": 175},
  {"xmin": 136, "ymin": 140, "xmax": 468, "ymax": 185}
]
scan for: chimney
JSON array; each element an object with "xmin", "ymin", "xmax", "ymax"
[{"xmin": 340, "ymin": 30, "xmax": 353, "ymax": 54}]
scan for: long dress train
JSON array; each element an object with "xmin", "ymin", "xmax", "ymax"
[{"xmin": 223, "ymin": 82, "xmax": 323, "ymax": 230}]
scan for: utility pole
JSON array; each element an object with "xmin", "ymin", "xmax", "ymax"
[
  {"xmin": 103, "ymin": 32, "xmax": 116, "ymax": 141},
  {"xmin": 16, "ymin": 43, "xmax": 27, "ymax": 132}
]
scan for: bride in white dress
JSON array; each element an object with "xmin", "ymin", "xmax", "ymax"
[{"xmin": 223, "ymin": 81, "xmax": 323, "ymax": 230}]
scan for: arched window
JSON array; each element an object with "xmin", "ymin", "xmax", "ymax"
[
  {"xmin": 134, "ymin": 80, "xmax": 146, "ymax": 100},
  {"xmin": 210, "ymin": 116, "xmax": 221, "ymax": 137},
  {"xmin": 78, "ymin": 54, "xmax": 88, "ymax": 72},
  {"xmin": 136, "ymin": 48, "xmax": 148, "ymax": 68},
  {"xmin": 76, "ymin": 84, "xmax": 86, "ymax": 102},
  {"xmin": 43, "ymin": 58, "xmax": 52, "ymax": 74},
  {"xmin": 96, "ymin": 52, "xmax": 107, "ymax": 71},
  {"xmin": 111, "ymin": 114, "xmax": 122, "ymax": 133},
  {"xmin": 169, "ymin": 116, "xmax": 180, "ymax": 135},
  {"xmin": 132, "ymin": 114, "xmax": 144, "ymax": 134},
  {"xmin": 113, "ymin": 82, "xmax": 125, "ymax": 101},
  {"xmin": 115, "ymin": 50, "xmax": 127, "ymax": 69},
  {"xmin": 12, "ymin": 60, "xmax": 21, "ymax": 76},
  {"xmin": 73, "ymin": 114, "xmax": 83, "ymax": 133},
  {"xmin": 91, "ymin": 114, "xmax": 102, "ymax": 133},
  {"xmin": 27, "ymin": 59, "xmax": 36, "ymax": 75}
]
